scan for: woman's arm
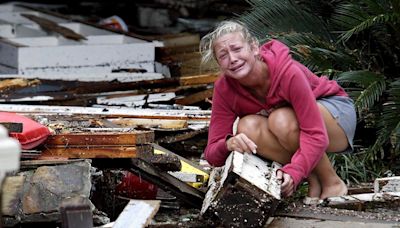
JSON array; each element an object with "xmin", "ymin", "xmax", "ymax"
[{"xmin": 204, "ymin": 85, "xmax": 238, "ymax": 167}]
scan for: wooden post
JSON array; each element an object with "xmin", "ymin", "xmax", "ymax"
[{"xmin": 201, "ymin": 151, "xmax": 281, "ymax": 227}]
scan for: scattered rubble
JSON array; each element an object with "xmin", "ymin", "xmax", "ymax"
[{"xmin": 0, "ymin": 1, "xmax": 399, "ymax": 227}]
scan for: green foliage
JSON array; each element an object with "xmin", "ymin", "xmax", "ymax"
[
  {"xmin": 336, "ymin": 70, "xmax": 386, "ymax": 111},
  {"xmin": 329, "ymin": 152, "xmax": 384, "ymax": 184}
]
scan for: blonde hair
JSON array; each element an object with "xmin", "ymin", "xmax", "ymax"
[{"xmin": 199, "ymin": 20, "xmax": 259, "ymax": 64}]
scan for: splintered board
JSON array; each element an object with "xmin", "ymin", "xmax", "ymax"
[{"xmin": 201, "ymin": 152, "xmax": 281, "ymax": 227}]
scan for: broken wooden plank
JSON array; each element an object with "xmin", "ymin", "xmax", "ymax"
[
  {"xmin": 20, "ymin": 159, "xmax": 87, "ymax": 169},
  {"xmin": 201, "ymin": 151, "xmax": 281, "ymax": 227},
  {"xmin": 327, "ymin": 192, "xmax": 400, "ymax": 211},
  {"xmin": 156, "ymin": 128, "xmax": 208, "ymax": 144},
  {"xmin": 179, "ymin": 73, "xmax": 219, "ymax": 86},
  {"xmin": 374, "ymin": 176, "xmax": 400, "ymax": 193},
  {"xmin": 108, "ymin": 118, "xmax": 188, "ymax": 130},
  {"xmin": 44, "ymin": 131, "xmax": 154, "ymax": 146},
  {"xmin": 112, "ymin": 200, "xmax": 161, "ymax": 228},
  {"xmin": 0, "ymin": 72, "xmax": 164, "ymax": 83},
  {"xmin": 175, "ymin": 88, "xmax": 213, "ymax": 105},
  {"xmin": 40, "ymin": 145, "xmax": 153, "ymax": 159},
  {"xmin": 97, "ymin": 92, "xmax": 176, "ymax": 107},
  {"xmin": 153, "ymin": 143, "xmax": 209, "ymax": 188},
  {"xmin": 0, "ymin": 104, "xmax": 211, "ymax": 120}
]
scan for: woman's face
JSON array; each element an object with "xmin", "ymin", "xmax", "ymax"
[{"xmin": 213, "ymin": 32, "xmax": 259, "ymax": 80}]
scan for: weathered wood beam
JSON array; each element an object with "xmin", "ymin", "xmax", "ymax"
[
  {"xmin": 179, "ymin": 74, "xmax": 219, "ymax": 86},
  {"xmin": 175, "ymin": 88, "xmax": 213, "ymax": 105},
  {"xmin": 108, "ymin": 118, "xmax": 188, "ymax": 129},
  {"xmin": 156, "ymin": 128, "xmax": 208, "ymax": 144},
  {"xmin": 0, "ymin": 72, "xmax": 164, "ymax": 83},
  {"xmin": 0, "ymin": 104, "xmax": 211, "ymax": 120},
  {"xmin": 44, "ymin": 131, "xmax": 154, "ymax": 146},
  {"xmin": 20, "ymin": 159, "xmax": 87, "ymax": 169},
  {"xmin": 40, "ymin": 145, "xmax": 153, "ymax": 159}
]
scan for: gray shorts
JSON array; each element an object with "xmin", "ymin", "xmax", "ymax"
[{"xmin": 318, "ymin": 96, "xmax": 357, "ymax": 153}]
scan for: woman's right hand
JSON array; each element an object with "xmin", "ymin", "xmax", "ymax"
[{"xmin": 226, "ymin": 133, "xmax": 258, "ymax": 154}]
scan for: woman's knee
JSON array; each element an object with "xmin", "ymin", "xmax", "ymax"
[
  {"xmin": 268, "ymin": 107, "xmax": 299, "ymax": 139},
  {"xmin": 237, "ymin": 115, "xmax": 267, "ymax": 137}
]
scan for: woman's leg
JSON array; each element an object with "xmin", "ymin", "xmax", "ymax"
[
  {"xmin": 237, "ymin": 104, "xmax": 349, "ymax": 199},
  {"xmin": 314, "ymin": 104, "xmax": 348, "ymax": 199}
]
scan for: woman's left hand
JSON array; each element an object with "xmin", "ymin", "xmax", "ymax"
[{"xmin": 276, "ymin": 170, "xmax": 294, "ymax": 198}]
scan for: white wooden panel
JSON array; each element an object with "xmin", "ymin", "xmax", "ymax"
[
  {"xmin": 0, "ymin": 4, "xmax": 157, "ymax": 76},
  {"xmin": 18, "ymin": 63, "xmax": 155, "ymax": 76},
  {"xmin": 17, "ymin": 42, "xmax": 155, "ymax": 68},
  {"xmin": 0, "ymin": 72, "xmax": 164, "ymax": 82},
  {"xmin": 10, "ymin": 37, "xmax": 61, "ymax": 46},
  {"xmin": 0, "ymin": 104, "xmax": 212, "ymax": 119}
]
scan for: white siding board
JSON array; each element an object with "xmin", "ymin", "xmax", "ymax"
[{"xmin": 0, "ymin": 3, "xmax": 157, "ymax": 76}]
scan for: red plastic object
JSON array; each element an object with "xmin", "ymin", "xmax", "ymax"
[
  {"xmin": 0, "ymin": 112, "xmax": 51, "ymax": 149},
  {"xmin": 115, "ymin": 171, "xmax": 158, "ymax": 200}
]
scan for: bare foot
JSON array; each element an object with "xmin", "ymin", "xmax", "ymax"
[
  {"xmin": 320, "ymin": 179, "xmax": 347, "ymax": 199},
  {"xmin": 307, "ymin": 173, "xmax": 321, "ymax": 198}
]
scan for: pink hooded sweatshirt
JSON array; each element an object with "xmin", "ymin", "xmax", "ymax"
[{"xmin": 204, "ymin": 40, "xmax": 347, "ymax": 188}]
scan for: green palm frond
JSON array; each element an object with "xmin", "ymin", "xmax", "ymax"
[
  {"xmin": 336, "ymin": 70, "xmax": 386, "ymax": 110},
  {"xmin": 339, "ymin": 13, "xmax": 400, "ymax": 42},
  {"xmin": 330, "ymin": 3, "xmax": 368, "ymax": 30},
  {"xmin": 271, "ymin": 33, "xmax": 357, "ymax": 71},
  {"xmin": 241, "ymin": 0, "xmax": 331, "ymax": 40},
  {"xmin": 330, "ymin": 0, "xmax": 400, "ymax": 42},
  {"xmin": 370, "ymin": 80, "xmax": 400, "ymax": 155}
]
